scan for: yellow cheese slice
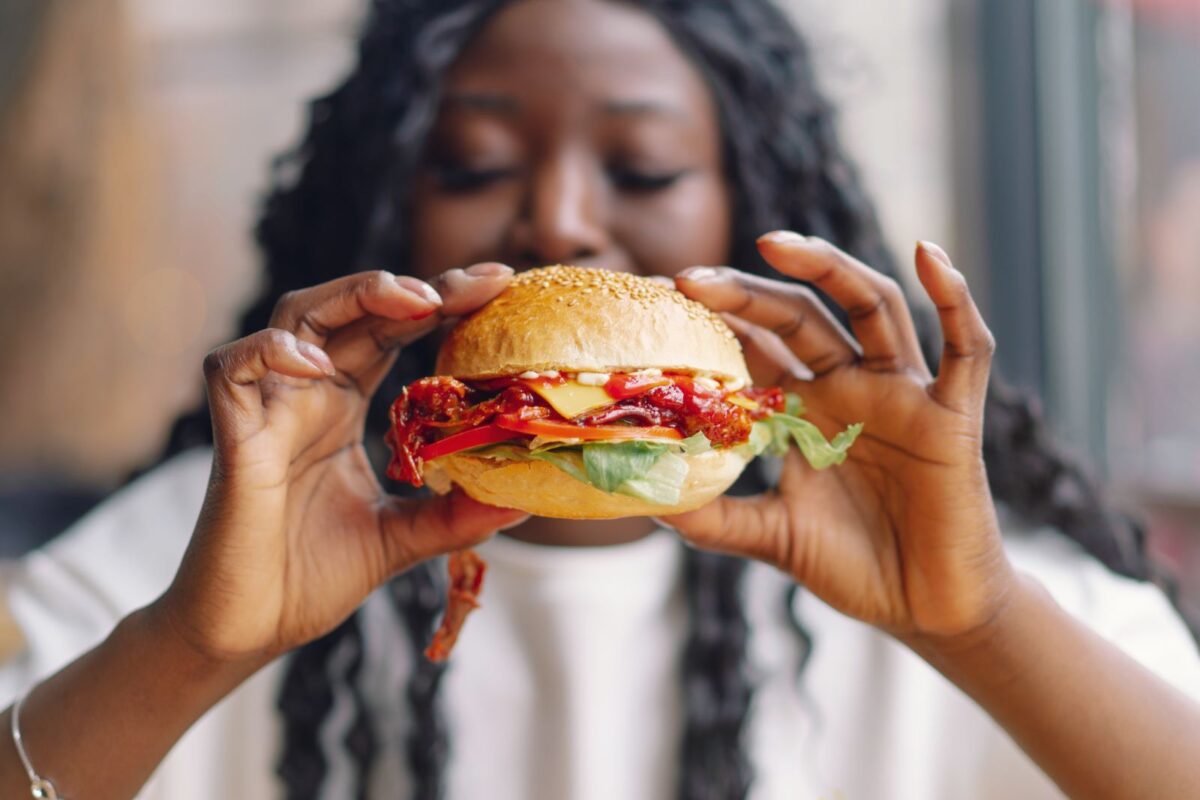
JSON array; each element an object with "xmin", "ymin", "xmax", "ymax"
[
  {"xmin": 527, "ymin": 380, "xmax": 617, "ymax": 419},
  {"xmin": 728, "ymin": 393, "xmax": 759, "ymax": 411}
]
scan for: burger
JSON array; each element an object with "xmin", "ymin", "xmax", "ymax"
[
  {"xmin": 385, "ymin": 265, "xmax": 861, "ymax": 661},
  {"xmin": 385, "ymin": 265, "xmax": 860, "ymax": 519}
]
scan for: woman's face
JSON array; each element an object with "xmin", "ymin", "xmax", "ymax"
[{"xmin": 409, "ymin": 0, "xmax": 732, "ymax": 280}]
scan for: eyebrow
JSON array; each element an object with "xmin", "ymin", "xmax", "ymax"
[
  {"xmin": 601, "ymin": 99, "xmax": 690, "ymax": 121},
  {"xmin": 443, "ymin": 92, "xmax": 521, "ymax": 115},
  {"xmin": 442, "ymin": 92, "xmax": 689, "ymax": 122}
]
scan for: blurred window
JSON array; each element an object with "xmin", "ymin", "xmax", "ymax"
[
  {"xmin": 1110, "ymin": 6, "xmax": 1200, "ymax": 615},
  {"xmin": 965, "ymin": 0, "xmax": 1200, "ymax": 614}
]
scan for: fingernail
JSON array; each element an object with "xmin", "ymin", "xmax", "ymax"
[
  {"xmin": 678, "ymin": 266, "xmax": 724, "ymax": 283},
  {"xmin": 498, "ymin": 513, "xmax": 531, "ymax": 531},
  {"xmin": 650, "ymin": 516, "xmax": 678, "ymax": 532},
  {"xmin": 919, "ymin": 241, "xmax": 953, "ymax": 269},
  {"xmin": 644, "ymin": 275, "xmax": 675, "ymax": 288},
  {"xmin": 394, "ymin": 276, "xmax": 442, "ymax": 305},
  {"xmin": 465, "ymin": 262, "xmax": 513, "ymax": 278},
  {"xmin": 758, "ymin": 230, "xmax": 807, "ymax": 245},
  {"xmin": 296, "ymin": 340, "xmax": 336, "ymax": 376}
]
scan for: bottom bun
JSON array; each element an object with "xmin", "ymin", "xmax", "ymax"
[{"xmin": 429, "ymin": 448, "xmax": 751, "ymax": 519}]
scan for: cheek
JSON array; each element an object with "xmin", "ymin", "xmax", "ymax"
[
  {"xmin": 615, "ymin": 173, "xmax": 732, "ymax": 278},
  {"xmin": 409, "ymin": 184, "xmax": 518, "ymax": 279}
]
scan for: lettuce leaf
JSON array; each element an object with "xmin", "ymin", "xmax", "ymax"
[
  {"xmin": 470, "ymin": 437, "xmax": 697, "ymax": 504},
  {"xmin": 582, "ymin": 441, "xmax": 668, "ymax": 492},
  {"xmin": 465, "ymin": 389, "xmax": 861, "ymax": 501},
  {"xmin": 747, "ymin": 393, "xmax": 862, "ymax": 469},
  {"xmin": 614, "ymin": 450, "xmax": 689, "ymax": 505},
  {"xmin": 528, "ymin": 448, "xmax": 590, "ymax": 484},
  {"xmin": 679, "ymin": 431, "xmax": 713, "ymax": 455}
]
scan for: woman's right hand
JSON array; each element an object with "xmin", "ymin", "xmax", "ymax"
[{"xmin": 153, "ymin": 263, "xmax": 527, "ymax": 666}]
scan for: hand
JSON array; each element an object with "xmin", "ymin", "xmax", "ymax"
[
  {"xmin": 664, "ymin": 233, "xmax": 1016, "ymax": 642},
  {"xmin": 156, "ymin": 264, "xmax": 528, "ymax": 665}
]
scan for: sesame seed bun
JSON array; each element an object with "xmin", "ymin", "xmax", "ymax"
[
  {"xmin": 435, "ymin": 266, "xmax": 751, "ymax": 382},
  {"xmin": 427, "ymin": 447, "xmax": 751, "ymax": 519},
  {"xmin": 424, "ymin": 265, "xmax": 755, "ymax": 519}
]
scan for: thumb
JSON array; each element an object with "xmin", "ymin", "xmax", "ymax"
[
  {"xmin": 658, "ymin": 494, "xmax": 793, "ymax": 570},
  {"xmin": 378, "ymin": 489, "xmax": 528, "ymax": 572}
]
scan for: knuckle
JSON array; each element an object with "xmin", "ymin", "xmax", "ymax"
[
  {"xmin": 979, "ymin": 328, "xmax": 997, "ymax": 356},
  {"xmin": 363, "ymin": 269, "xmax": 394, "ymax": 294},
  {"xmin": 848, "ymin": 293, "xmax": 886, "ymax": 319},
  {"xmin": 273, "ymin": 290, "xmax": 302, "ymax": 321},
  {"xmin": 262, "ymin": 327, "xmax": 294, "ymax": 351},
  {"xmin": 877, "ymin": 275, "xmax": 905, "ymax": 304},
  {"xmin": 771, "ymin": 313, "xmax": 804, "ymax": 340},
  {"xmin": 805, "ymin": 352, "xmax": 848, "ymax": 376},
  {"xmin": 724, "ymin": 285, "xmax": 756, "ymax": 315},
  {"xmin": 202, "ymin": 348, "xmax": 226, "ymax": 377}
]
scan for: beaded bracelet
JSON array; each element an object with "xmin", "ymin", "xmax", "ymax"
[{"xmin": 11, "ymin": 692, "xmax": 62, "ymax": 800}]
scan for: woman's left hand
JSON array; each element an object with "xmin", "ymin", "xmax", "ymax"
[{"xmin": 663, "ymin": 232, "xmax": 1016, "ymax": 643}]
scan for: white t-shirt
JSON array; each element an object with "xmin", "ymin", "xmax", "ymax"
[{"xmin": 2, "ymin": 449, "xmax": 1198, "ymax": 799}]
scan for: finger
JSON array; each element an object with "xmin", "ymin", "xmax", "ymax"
[
  {"xmin": 378, "ymin": 489, "xmax": 529, "ymax": 571},
  {"xmin": 676, "ymin": 266, "xmax": 860, "ymax": 376},
  {"xmin": 756, "ymin": 232, "xmax": 927, "ymax": 374},
  {"xmin": 657, "ymin": 494, "xmax": 794, "ymax": 570},
  {"xmin": 720, "ymin": 314, "xmax": 812, "ymax": 388},
  {"xmin": 915, "ymin": 242, "xmax": 995, "ymax": 413},
  {"xmin": 203, "ymin": 328, "xmax": 335, "ymax": 433},
  {"xmin": 429, "ymin": 262, "xmax": 516, "ymax": 317},
  {"xmin": 270, "ymin": 270, "xmax": 443, "ymax": 345},
  {"xmin": 322, "ymin": 263, "xmax": 515, "ymax": 393}
]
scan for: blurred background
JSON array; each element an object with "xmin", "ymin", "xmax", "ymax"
[{"xmin": 0, "ymin": 0, "xmax": 1197, "ymax": 620}]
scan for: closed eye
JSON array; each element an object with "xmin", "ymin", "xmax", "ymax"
[
  {"xmin": 433, "ymin": 163, "xmax": 520, "ymax": 193},
  {"xmin": 608, "ymin": 167, "xmax": 691, "ymax": 193}
]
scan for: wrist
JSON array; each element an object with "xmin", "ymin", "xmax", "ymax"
[
  {"xmin": 137, "ymin": 597, "xmax": 272, "ymax": 685},
  {"xmin": 0, "ymin": 601, "xmax": 270, "ymax": 800},
  {"xmin": 905, "ymin": 572, "xmax": 1050, "ymax": 673}
]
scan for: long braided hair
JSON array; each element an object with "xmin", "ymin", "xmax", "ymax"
[{"xmin": 158, "ymin": 0, "xmax": 1177, "ymax": 797}]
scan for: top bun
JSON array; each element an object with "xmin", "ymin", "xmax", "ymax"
[{"xmin": 436, "ymin": 265, "xmax": 750, "ymax": 381}]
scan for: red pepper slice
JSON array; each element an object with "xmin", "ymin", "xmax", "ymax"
[
  {"xmin": 417, "ymin": 424, "xmax": 522, "ymax": 462},
  {"xmin": 494, "ymin": 414, "xmax": 682, "ymax": 441}
]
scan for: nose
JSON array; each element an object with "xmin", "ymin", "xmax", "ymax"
[{"xmin": 508, "ymin": 150, "xmax": 610, "ymax": 267}]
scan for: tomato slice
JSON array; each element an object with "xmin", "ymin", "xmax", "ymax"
[
  {"xmin": 417, "ymin": 424, "xmax": 522, "ymax": 461},
  {"xmin": 603, "ymin": 372, "xmax": 672, "ymax": 400},
  {"xmin": 494, "ymin": 414, "xmax": 682, "ymax": 441}
]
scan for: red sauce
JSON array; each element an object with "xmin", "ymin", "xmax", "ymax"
[
  {"xmin": 741, "ymin": 386, "xmax": 786, "ymax": 416},
  {"xmin": 385, "ymin": 377, "xmax": 548, "ymax": 486},
  {"xmin": 579, "ymin": 375, "xmax": 753, "ymax": 448},
  {"xmin": 385, "ymin": 373, "xmax": 788, "ymax": 485}
]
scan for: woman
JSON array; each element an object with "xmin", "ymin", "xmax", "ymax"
[{"xmin": 3, "ymin": 1, "xmax": 1199, "ymax": 798}]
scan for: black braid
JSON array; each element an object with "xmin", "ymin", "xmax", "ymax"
[
  {"xmin": 145, "ymin": 2, "xmax": 1189, "ymax": 798},
  {"xmin": 275, "ymin": 629, "xmax": 337, "ymax": 799},
  {"xmin": 388, "ymin": 560, "xmax": 452, "ymax": 800},
  {"xmin": 277, "ymin": 614, "xmax": 376, "ymax": 799},
  {"xmin": 679, "ymin": 549, "xmax": 753, "ymax": 800},
  {"xmin": 344, "ymin": 617, "xmax": 379, "ymax": 800}
]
